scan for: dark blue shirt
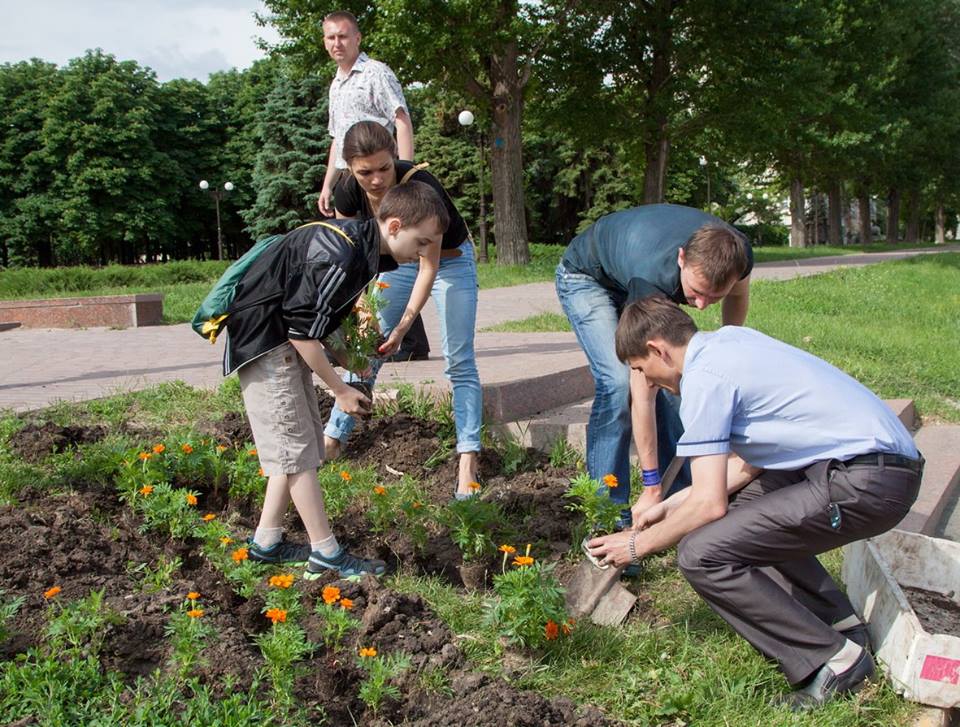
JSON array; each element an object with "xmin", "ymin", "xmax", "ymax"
[{"xmin": 561, "ymin": 204, "xmax": 753, "ymax": 303}]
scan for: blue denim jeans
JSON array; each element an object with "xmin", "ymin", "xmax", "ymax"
[
  {"xmin": 555, "ymin": 264, "xmax": 689, "ymax": 506},
  {"xmin": 325, "ymin": 241, "xmax": 482, "ymax": 453}
]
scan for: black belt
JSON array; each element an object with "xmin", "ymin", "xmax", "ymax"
[{"xmin": 843, "ymin": 453, "xmax": 923, "ymax": 474}]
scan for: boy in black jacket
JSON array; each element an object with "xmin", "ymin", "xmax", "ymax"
[{"xmin": 223, "ymin": 181, "xmax": 449, "ymax": 578}]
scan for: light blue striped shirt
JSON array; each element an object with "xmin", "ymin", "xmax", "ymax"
[{"xmin": 676, "ymin": 327, "xmax": 918, "ymax": 469}]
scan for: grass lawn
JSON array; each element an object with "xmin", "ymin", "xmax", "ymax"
[
  {"xmin": 0, "ymin": 380, "xmax": 917, "ymax": 726},
  {"xmin": 484, "ymin": 254, "xmax": 960, "ymax": 424}
]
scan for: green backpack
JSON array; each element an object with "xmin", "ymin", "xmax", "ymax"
[{"xmin": 192, "ymin": 221, "xmax": 356, "ymax": 344}]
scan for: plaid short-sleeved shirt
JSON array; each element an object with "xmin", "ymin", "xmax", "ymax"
[{"xmin": 328, "ymin": 52, "xmax": 409, "ymax": 169}]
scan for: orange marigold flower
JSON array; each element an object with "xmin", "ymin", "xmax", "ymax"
[
  {"xmin": 561, "ymin": 622, "xmax": 573, "ymax": 636},
  {"xmin": 468, "ymin": 481, "xmax": 481, "ymax": 491},
  {"xmin": 322, "ymin": 585, "xmax": 341, "ymax": 605},
  {"xmin": 187, "ymin": 609, "xmax": 204, "ymax": 618},
  {"xmin": 248, "ymin": 448, "xmax": 258, "ymax": 456},
  {"xmin": 153, "ymin": 444, "xmax": 166, "ymax": 454},
  {"xmin": 544, "ymin": 620, "xmax": 559, "ymax": 640},
  {"xmin": 138, "ymin": 452, "xmax": 152, "ymax": 461},
  {"xmin": 602, "ymin": 473, "xmax": 618, "ymax": 488},
  {"xmin": 216, "ymin": 444, "xmax": 228, "ymax": 453},
  {"xmin": 339, "ymin": 598, "xmax": 354, "ymax": 610},
  {"xmin": 139, "ymin": 485, "xmax": 154, "ymax": 496},
  {"xmin": 258, "ymin": 467, "xmax": 265, "ymax": 477},
  {"xmin": 185, "ymin": 493, "xmax": 198, "ymax": 506},
  {"xmin": 181, "ymin": 443, "xmax": 194, "ymax": 454},
  {"xmin": 513, "ymin": 555, "xmax": 535, "ymax": 567},
  {"xmin": 340, "ymin": 470, "xmax": 352, "ymax": 481},
  {"xmin": 231, "ymin": 547, "xmax": 249, "ymax": 562},
  {"xmin": 220, "ymin": 536, "xmax": 233, "ymax": 545},
  {"xmin": 43, "ymin": 585, "xmax": 62, "ymax": 599},
  {"xmin": 375, "ymin": 281, "xmax": 390, "ymax": 289},
  {"xmin": 373, "ymin": 485, "xmax": 386, "ymax": 496},
  {"xmin": 269, "ymin": 574, "xmax": 295, "ymax": 589},
  {"xmin": 186, "ymin": 591, "xmax": 200, "ymax": 600},
  {"xmin": 265, "ymin": 608, "xmax": 287, "ymax": 624},
  {"xmin": 498, "ymin": 544, "xmax": 516, "ymax": 554},
  {"xmin": 412, "ymin": 501, "xmax": 422, "ymax": 509},
  {"xmin": 359, "ymin": 646, "xmax": 377, "ymax": 658},
  {"xmin": 202, "ymin": 513, "xmax": 216, "ymax": 522}
]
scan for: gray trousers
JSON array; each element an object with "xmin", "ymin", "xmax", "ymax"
[{"xmin": 677, "ymin": 457, "xmax": 922, "ymax": 684}]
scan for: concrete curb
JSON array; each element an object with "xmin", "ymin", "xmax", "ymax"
[{"xmin": 897, "ymin": 425, "xmax": 960, "ymax": 536}]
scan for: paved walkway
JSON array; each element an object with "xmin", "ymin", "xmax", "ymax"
[{"xmin": 1, "ymin": 245, "xmax": 957, "ymax": 415}]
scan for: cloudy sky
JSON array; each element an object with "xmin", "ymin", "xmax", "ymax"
[{"xmin": 0, "ymin": 0, "xmax": 283, "ymax": 82}]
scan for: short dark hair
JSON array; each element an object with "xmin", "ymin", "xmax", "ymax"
[
  {"xmin": 615, "ymin": 296, "xmax": 699, "ymax": 362},
  {"xmin": 682, "ymin": 224, "xmax": 750, "ymax": 290},
  {"xmin": 323, "ymin": 11, "xmax": 360, "ymax": 32},
  {"xmin": 342, "ymin": 120, "xmax": 396, "ymax": 165},
  {"xmin": 377, "ymin": 181, "xmax": 450, "ymax": 233}
]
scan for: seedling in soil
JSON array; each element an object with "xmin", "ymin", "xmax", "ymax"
[
  {"xmin": 166, "ymin": 593, "xmax": 216, "ymax": 679},
  {"xmin": 417, "ymin": 665, "xmax": 453, "ymax": 696},
  {"xmin": 264, "ymin": 573, "xmax": 303, "ymax": 620},
  {"xmin": 563, "ymin": 472, "xmax": 623, "ymax": 545},
  {"xmin": 485, "ymin": 546, "xmax": 569, "ymax": 649},
  {"xmin": 127, "ymin": 554, "xmax": 182, "ymax": 593},
  {"xmin": 329, "ymin": 281, "xmax": 389, "ymax": 375},
  {"xmin": 549, "ymin": 437, "xmax": 582, "ymax": 469},
  {"xmin": 0, "ymin": 590, "xmax": 25, "ymax": 643},
  {"xmin": 228, "ymin": 445, "xmax": 266, "ymax": 504},
  {"xmin": 315, "ymin": 585, "xmax": 359, "ymax": 651},
  {"xmin": 443, "ymin": 497, "xmax": 502, "ymax": 563},
  {"xmin": 318, "ymin": 463, "xmax": 373, "ymax": 519},
  {"xmin": 497, "ymin": 427, "xmax": 530, "ymax": 476},
  {"xmin": 255, "ymin": 619, "xmax": 314, "ymax": 713},
  {"xmin": 130, "ymin": 481, "xmax": 204, "ymax": 540},
  {"xmin": 220, "ymin": 548, "xmax": 267, "ymax": 599},
  {"xmin": 44, "ymin": 589, "xmax": 123, "ymax": 658},
  {"xmin": 356, "ymin": 649, "xmax": 412, "ymax": 715}
]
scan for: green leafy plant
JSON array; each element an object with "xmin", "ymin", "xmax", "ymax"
[
  {"xmin": 255, "ymin": 620, "xmax": 314, "ymax": 712},
  {"xmin": 549, "ymin": 437, "xmax": 581, "ymax": 469},
  {"xmin": 356, "ymin": 649, "xmax": 411, "ymax": 715},
  {"xmin": 315, "ymin": 584, "xmax": 359, "ymax": 651},
  {"xmin": 228, "ymin": 444, "xmax": 266, "ymax": 503},
  {"xmin": 45, "ymin": 589, "xmax": 123, "ymax": 657},
  {"xmin": 327, "ymin": 281, "xmax": 389, "ymax": 373},
  {"xmin": 484, "ymin": 547, "xmax": 569, "ymax": 649},
  {"xmin": 166, "ymin": 593, "xmax": 216, "ymax": 679},
  {"xmin": 0, "ymin": 590, "xmax": 25, "ymax": 643},
  {"xmin": 497, "ymin": 427, "xmax": 529, "ymax": 475},
  {"xmin": 563, "ymin": 471, "xmax": 623, "ymax": 542},
  {"xmin": 442, "ymin": 497, "xmax": 502, "ymax": 563},
  {"xmin": 127, "ymin": 555, "xmax": 182, "ymax": 593},
  {"xmin": 130, "ymin": 481, "xmax": 203, "ymax": 539}
]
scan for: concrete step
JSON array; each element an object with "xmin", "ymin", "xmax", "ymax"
[{"xmin": 898, "ymin": 424, "xmax": 960, "ymax": 538}]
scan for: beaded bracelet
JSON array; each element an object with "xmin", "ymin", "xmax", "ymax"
[{"xmin": 628, "ymin": 532, "xmax": 639, "ymax": 563}]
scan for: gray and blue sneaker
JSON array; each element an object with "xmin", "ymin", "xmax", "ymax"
[
  {"xmin": 247, "ymin": 535, "xmax": 311, "ymax": 566},
  {"xmin": 304, "ymin": 547, "xmax": 386, "ymax": 581}
]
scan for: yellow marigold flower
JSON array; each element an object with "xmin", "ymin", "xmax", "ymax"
[
  {"xmin": 181, "ymin": 443, "xmax": 194, "ymax": 454},
  {"xmin": 562, "ymin": 620, "xmax": 573, "ymax": 636},
  {"xmin": 339, "ymin": 598, "xmax": 354, "ymax": 610},
  {"xmin": 138, "ymin": 452, "xmax": 152, "ymax": 461},
  {"xmin": 216, "ymin": 444, "xmax": 228, "ymax": 453},
  {"xmin": 153, "ymin": 444, "xmax": 166, "ymax": 454},
  {"xmin": 468, "ymin": 481, "xmax": 481, "ymax": 491},
  {"xmin": 269, "ymin": 574, "xmax": 295, "ymax": 589},
  {"xmin": 498, "ymin": 544, "xmax": 516, "ymax": 554},
  {"xmin": 248, "ymin": 448, "xmax": 257, "ymax": 456},
  {"xmin": 185, "ymin": 493, "xmax": 198, "ymax": 506},
  {"xmin": 412, "ymin": 501, "xmax": 422, "ymax": 509},
  {"xmin": 219, "ymin": 536, "xmax": 234, "ymax": 545},
  {"xmin": 187, "ymin": 609, "xmax": 204, "ymax": 619},
  {"xmin": 202, "ymin": 513, "xmax": 216, "ymax": 522},
  {"xmin": 513, "ymin": 555, "xmax": 535, "ymax": 567},
  {"xmin": 43, "ymin": 585, "xmax": 62, "ymax": 599},
  {"xmin": 375, "ymin": 281, "xmax": 390, "ymax": 289},
  {"xmin": 265, "ymin": 608, "xmax": 287, "ymax": 624},
  {"xmin": 322, "ymin": 585, "xmax": 341, "ymax": 605},
  {"xmin": 373, "ymin": 485, "xmax": 386, "ymax": 496},
  {"xmin": 359, "ymin": 646, "xmax": 377, "ymax": 658},
  {"xmin": 340, "ymin": 470, "xmax": 352, "ymax": 481},
  {"xmin": 139, "ymin": 485, "xmax": 154, "ymax": 496},
  {"xmin": 602, "ymin": 473, "xmax": 618, "ymax": 488},
  {"xmin": 231, "ymin": 547, "xmax": 249, "ymax": 562},
  {"xmin": 258, "ymin": 467, "xmax": 265, "ymax": 477},
  {"xmin": 544, "ymin": 619, "xmax": 559, "ymax": 641},
  {"xmin": 186, "ymin": 591, "xmax": 200, "ymax": 600}
]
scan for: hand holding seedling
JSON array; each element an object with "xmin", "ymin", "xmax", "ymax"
[
  {"xmin": 335, "ymin": 385, "xmax": 372, "ymax": 417},
  {"xmin": 587, "ymin": 530, "xmax": 637, "ymax": 569}
]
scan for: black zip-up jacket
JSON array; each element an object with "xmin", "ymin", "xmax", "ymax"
[{"xmin": 222, "ymin": 218, "xmax": 396, "ymax": 375}]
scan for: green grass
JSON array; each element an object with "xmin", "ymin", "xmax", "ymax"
[{"xmin": 482, "ymin": 254, "xmax": 960, "ymax": 423}]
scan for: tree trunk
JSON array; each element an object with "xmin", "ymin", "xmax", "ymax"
[
  {"xmin": 811, "ymin": 192, "xmax": 820, "ymax": 246},
  {"xmin": 641, "ymin": 0, "xmax": 673, "ymax": 205},
  {"xmin": 904, "ymin": 191, "xmax": 919, "ymax": 244},
  {"xmin": 489, "ymin": 41, "xmax": 529, "ymax": 265},
  {"xmin": 935, "ymin": 203, "xmax": 946, "ymax": 245},
  {"xmin": 828, "ymin": 183, "xmax": 843, "ymax": 246},
  {"xmin": 642, "ymin": 131, "xmax": 670, "ymax": 204},
  {"xmin": 858, "ymin": 192, "xmax": 872, "ymax": 245},
  {"xmin": 885, "ymin": 187, "xmax": 900, "ymax": 243},
  {"xmin": 789, "ymin": 178, "xmax": 807, "ymax": 248}
]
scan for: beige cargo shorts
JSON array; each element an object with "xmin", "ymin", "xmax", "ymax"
[{"xmin": 237, "ymin": 343, "xmax": 325, "ymax": 475}]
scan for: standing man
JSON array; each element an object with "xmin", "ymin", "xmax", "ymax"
[
  {"xmin": 318, "ymin": 10, "xmax": 427, "ymax": 361},
  {"xmin": 556, "ymin": 204, "xmax": 752, "ymax": 526},
  {"xmin": 588, "ymin": 297, "xmax": 922, "ymax": 709}
]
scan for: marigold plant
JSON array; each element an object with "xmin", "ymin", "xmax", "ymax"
[
  {"xmin": 185, "ymin": 493, "xmax": 198, "ymax": 506},
  {"xmin": 544, "ymin": 619, "xmax": 559, "ymax": 640},
  {"xmin": 322, "ymin": 585, "xmax": 341, "ymax": 605},
  {"xmin": 153, "ymin": 444, "xmax": 166, "ymax": 454},
  {"xmin": 232, "ymin": 547, "xmax": 249, "ymax": 562},
  {"xmin": 603, "ymin": 473, "xmax": 618, "ymax": 488},
  {"xmin": 202, "ymin": 513, "xmax": 216, "ymax": 522},
  {"xmin": 186, "ymin": 591, "xmax": 200, "ymax": 601},
  {"xmin": 220, "ymin": 536, "xmax": 233, "ymax": 545},
  {"xmin": 269, "ymin": 574, "xmax": 295, "ymax": 589},
  {"xmin": 187, "ymin": 608, "xmax": 204, "ymax": 619},
  {"xmin": 340, "ymin": 470, "xmax": 352, "ymax": 481},
  {"xmin": 339, "ymin": 598, "xmax": 354, "ymax": 610},
  {"xmin": 140, "ymin": 485, "xmax": 154, "ymax": 496},
  {"xmin": 265, "ymin": 608, "xmax": 287, "ymax": 624},
  {"xmin": 43, "ymin": 585, "xmax": 62, "ymax": 600},
  {"xmin": 359, "ymin": 646, "xmax": 377, "ymax": 657},
  {"xmin": 373, "ymin": 485, "xmax": 386, "ymax": 496},
  {"xmin": 181, "ymin": 443, "xmax": 194, "ymax": 454}
]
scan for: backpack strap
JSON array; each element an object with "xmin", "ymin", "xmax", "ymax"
[
  {"xmin": 400, "ymin": 162, "xmax": 429, "ymax": 184},
  {"xmin": 295, "ymin": 220, "xmax": 356, "ymax": 245}
]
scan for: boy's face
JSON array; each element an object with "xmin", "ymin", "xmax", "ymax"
[
  {"xmin": 628, "ymin": 349, "xmax": 681, "ymax": 395},
  {"xmin": 382, "ymin": 217, "xmax": 443, "ymax": 263}
]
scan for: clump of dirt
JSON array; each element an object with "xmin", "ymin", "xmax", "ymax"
[
  {"xmin": 198, "ymin": 410, "xmax": 253, "ymax": 446},
  {"xmin": 902, "ymin": 585, "xmax": 960, "ymax": 637},
  {"xmin": 7, "ymin": 421, "xmax": 107, "ymax": 462}
]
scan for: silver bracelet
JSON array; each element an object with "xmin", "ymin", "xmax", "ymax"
[{"xmin": 628, "ymin": 532, "xmax": 639, "ymax": 563}]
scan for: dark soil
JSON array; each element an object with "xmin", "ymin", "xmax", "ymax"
[
  {"xmin": 7, "ymin": 421, "xmax": 107, "ymax": 462},
  {"xmin": 902, "ymin": 585, "xmax": 960, "ymax": 637}
]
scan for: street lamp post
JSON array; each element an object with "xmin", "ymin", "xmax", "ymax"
[
  {"xmin": 699, "ymin": 156, "xmax": 710, "ymax": 210},
  {"xmin": 457, "ymin": 110, "xmax": 488, "ymax": 262},
  {"xmin": 199, "ymin": 180, "xmax": 235, "ymax": 260}
]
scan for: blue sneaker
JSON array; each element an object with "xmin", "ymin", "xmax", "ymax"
[
  {"xmin": 304, "ymin": 546, "xmax": 386, "ymax": 581},
  {"xmin": 248, "ymin": 535, "xmax": 311, "ymax": 566}
]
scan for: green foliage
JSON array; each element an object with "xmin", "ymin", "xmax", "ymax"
[
  {"xmin": 314, "ymin": 599, "xmax": 359, "ymax": 652},
  {"xmin": 326, "ymin": 282, "xmax": 389, "ymax": 374},
  {"xmin": 127, "ymin": 555, "xmax": 182, "ymax": 594},
  {"xmin": 442, "ymin": 497, "xmax": 502, "ymax": 562},
  {"xmin": 44, "ymin": 589, "xmax": 122, "ymax": 657},
  {"xmin": 548, "ymin": 437, "xmax": 581, "ymax": 469},
  {"xmin": 484, "ymin": 557, "xmax": 567, "ymax": 649},
  {"xmin": 356, "ymin": 651, "xmax": 412, "ymax": 715},
  {"xmin": 0, "ymin": 590, "xmax": 24, "ymax": 643},
  {"xmin": 166, "ymin": 598, "xmax": 217, "ymax": 680},
  {"xmin": 495, "ymin": 427, "xmax": 530, "ymax": 476},
  {"xmin": 563, "ymin": 472, "xmax": 623, "ymax": 542},
  {"xmin": 255, "ymin": 621, "xmax": 314, "ymax": 712}
]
